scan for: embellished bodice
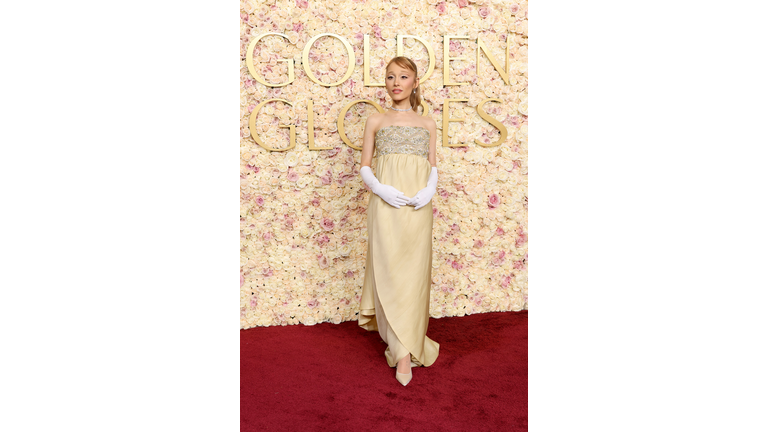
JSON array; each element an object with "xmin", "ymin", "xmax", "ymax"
[{"xmin": 374, "ymin": 126, "xmax": 430, "ymax": 159}]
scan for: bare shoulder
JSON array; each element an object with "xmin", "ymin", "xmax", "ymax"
[
  {"xmin": 419, "ymin": 115, "xmax": 437, "ymax": 132},
  {"xmin": 365, "ymin": 112, "xmax": 385, "ymax": 132}
]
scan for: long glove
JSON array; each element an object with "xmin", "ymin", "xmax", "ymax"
[
  {"xmin": 360, "ymin": 166, "xmax": 411, "ymax": 208},
  {"xmin": 408, "ymin": 167, "xmax": 438, "ymax": 210}
]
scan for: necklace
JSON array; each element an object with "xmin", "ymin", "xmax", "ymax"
[{"xmin": 389, "ymin": 106, "xmax": 411, "ymax": 112}]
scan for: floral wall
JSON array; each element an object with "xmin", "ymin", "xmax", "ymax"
[{"xmin": 240, "ymin": 0, "xmax": 528, "ymax": 328}]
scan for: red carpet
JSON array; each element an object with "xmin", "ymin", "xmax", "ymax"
[{"xmin": 241, "ymin": 310, "xmax": 527, "ymax": 431}]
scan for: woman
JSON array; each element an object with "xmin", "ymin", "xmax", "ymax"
[{"xmin": 358, "ymin": 56, "xmax": 440, "ymax": 386}]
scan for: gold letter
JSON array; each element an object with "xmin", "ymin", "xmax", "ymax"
[
  {"xmin": 442, "ymin": 99, "xmax": 468, "ymax": 147},
  {"xmin": 246, "ymin": 33, "xmax": 295, "ymax": 88},
  {"xmin": 443, "ymin": 35, "xmax": 469, "ymax": 86},
  {"xmin": 396, "ymin": 35, "xmax": 436, "ymax": 83},
  {"xmin": 475, "ymin": 98, "xmax": 508, "ymax": 147},
  {"xmin": 363, "ymin": 35, "xmax": 385, "ymax": 87},
  {"xmin": 337, "ymin": 99, "xmax": 384, "ymax": 150},
  {"xmin": 307, "ymin": 99, "xmax": 332, "ymax": 150},
  {"xmin": 419, "ymin": 99, "xmax": 430, "ymax": 117},
  {"xmin": 302, "ymin": 33, "xmax": 355, "ymax": 87},
  {"xmin": 248, "ymin": 99, "xmax": 296, "ymax": 152},
  {"xmin": 476, "ymin": 36, "xmax": 511, "ymax": 86}
]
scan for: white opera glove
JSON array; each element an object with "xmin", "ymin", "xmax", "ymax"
[
  {"xmin": 360, "ymin": 166, "xmax": 411, "ymax": 208},
  {"xmin": 408, "ymin": 167, "xmax": 438, "ymax": 210}
]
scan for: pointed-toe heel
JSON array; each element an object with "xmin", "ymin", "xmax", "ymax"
[{"xmin": 395, "ymin": 370, "xmax": 412, "ymax": 386}]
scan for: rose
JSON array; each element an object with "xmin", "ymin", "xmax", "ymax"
[
  {"xmin": 284, "ymin": 152, "xmax": 299, "ymax": 167},
  {"xmin": 478, "ymin": 6, "xmax": 490, "ymax": 19},
  {"xmin": 488, "ymin": 193, "xmax": 501, "ymax": 208},
  {"xmin": 321, "ymin": 218, "xmax": 335, "ymax": 231},
  {"xmin": 517, "ymin": 101, "xmax": 528, "ymax": 116}
]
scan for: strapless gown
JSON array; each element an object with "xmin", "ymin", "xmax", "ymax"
[{"xmin": 358, "ymin": 125, "xmax": 440, "ymax": 368}]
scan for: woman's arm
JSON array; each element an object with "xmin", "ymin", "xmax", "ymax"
[
  {"xmin": 360, "ymin": 114, "xmax": 380, "ymax": 168},
  {"xmin": 427, "ymin": 117, "xmax": 437, "ymax": 168}
]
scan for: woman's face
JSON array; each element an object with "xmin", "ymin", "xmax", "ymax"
[{"xmin": 385, "ymin": 64, "xmax": 418, "ymax": 104}]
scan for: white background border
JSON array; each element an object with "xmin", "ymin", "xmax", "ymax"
[{"xmin": 1, "ymin": 1, "xmax": 766, "ymax": 430}]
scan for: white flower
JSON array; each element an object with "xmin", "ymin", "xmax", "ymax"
[{"xmin": 284, "ymin": 152, "xmax": 299, "ymax": 167}]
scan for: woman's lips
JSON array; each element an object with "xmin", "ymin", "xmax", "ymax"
[{"xmin": 393, "ymin": 89, "xmax": 402, "ymax": 93}]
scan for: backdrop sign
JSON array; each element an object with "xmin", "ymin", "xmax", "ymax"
[
  {"xmin": 246, "ymin": 33, "xmax": 512, "ymax": 151},
  {"xmin": 240, "ymin": 0, "xmax": 528, "ymax": 329}
]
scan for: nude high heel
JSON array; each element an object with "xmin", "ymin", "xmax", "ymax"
[{"xmin": 395, "ymin": 369, "xmax": 412, "ymax": 386}]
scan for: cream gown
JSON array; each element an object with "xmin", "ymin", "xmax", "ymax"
[{"xmin": 358, "ymin": 125, "xmax": 440, "ymax": 368}]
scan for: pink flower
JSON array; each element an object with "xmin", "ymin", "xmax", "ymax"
[
  {"xmin": 295, "ymin": 0, "xmax": 308, "ymax": 9},
  {"xmin": 488, "ymin": 193, "xmax": 501, "ymax": 208},
  {"xmin": 474, "ymin": 240, "xmax": 484, "ymax": 248},
  {"xmin": 372, "ymin": 24, "xmax": 382, "ymax": 39},
  {"xmin": 240, "ymin": 272, "xmax": 244, "ymax": 287},
  {"xmin": 478, "ymin": 6, "xmax": 490, "ymax": 18},
  {"xmin": 249, "ymin": 296, "xmax": 257, "ymax": 308},
  {"xmin": 436, "ymin": 2, "xmax": 446, "ymax": 14},
  {"xmin": 262, "ymin": 232, "xmax": 273, "ymax": 241},
  {"xmin": 261, "ymin": 268, "xmax": 273, "ymax": 277},
  {"xmin": 318, "ymin": 255, "xmax": 329, "ymax": 269},
  {"xmin": 255, "ymin": 196, "xmax": 264, "ymax": 206},
  {"xmin": 317, "ymin": 235, "xmax": 330, "ymax": 246},
  {"xmin": 516, "ymin": 227, "xmax": 528, "ymax": 247},
  {"xmin": 292, "ymin": 22, "xmax": 304, "ymax": 32},
  {"xmin": 496, "ymin": 227, "xmax": 505, "ymax": 236},
  {"xmin": 287, "ymin": 170, "xmax": 299, "ymax": 182},
  {"xmin": 510, "ymin": 3, "xmax": 520, "ymax": 14},
  {"xmin": 321, "ymin": 218, "xmax": 335, "ymax": 232},
  {"xmin": 457, "ymin": 0, "xmax": 468, "ymax": 8},
  {"xmin": 307, "ymin": 299, "xmax": 319, "ymax": 308}
]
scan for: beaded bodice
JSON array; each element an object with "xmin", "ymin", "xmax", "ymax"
[{"xmin": 374, "ymin": 126, "xmax": 430, "ymax": 159}]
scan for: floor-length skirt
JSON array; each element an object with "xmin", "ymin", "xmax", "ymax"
[{"xmin": 358, "ymin": 153, "xmax": 440, "ymax": 367}]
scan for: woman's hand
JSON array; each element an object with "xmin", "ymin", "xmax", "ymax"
[
  {"xmin": 408, "ymin": 167, "xmax": 438, "ymax": 210},
  {"xmin": 360, "ymin": 166, "xmax": 411, "ymax": 208},
  {"xmin": 373, "ymin": 183, "xmax": 411, "ymax": 208}
]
